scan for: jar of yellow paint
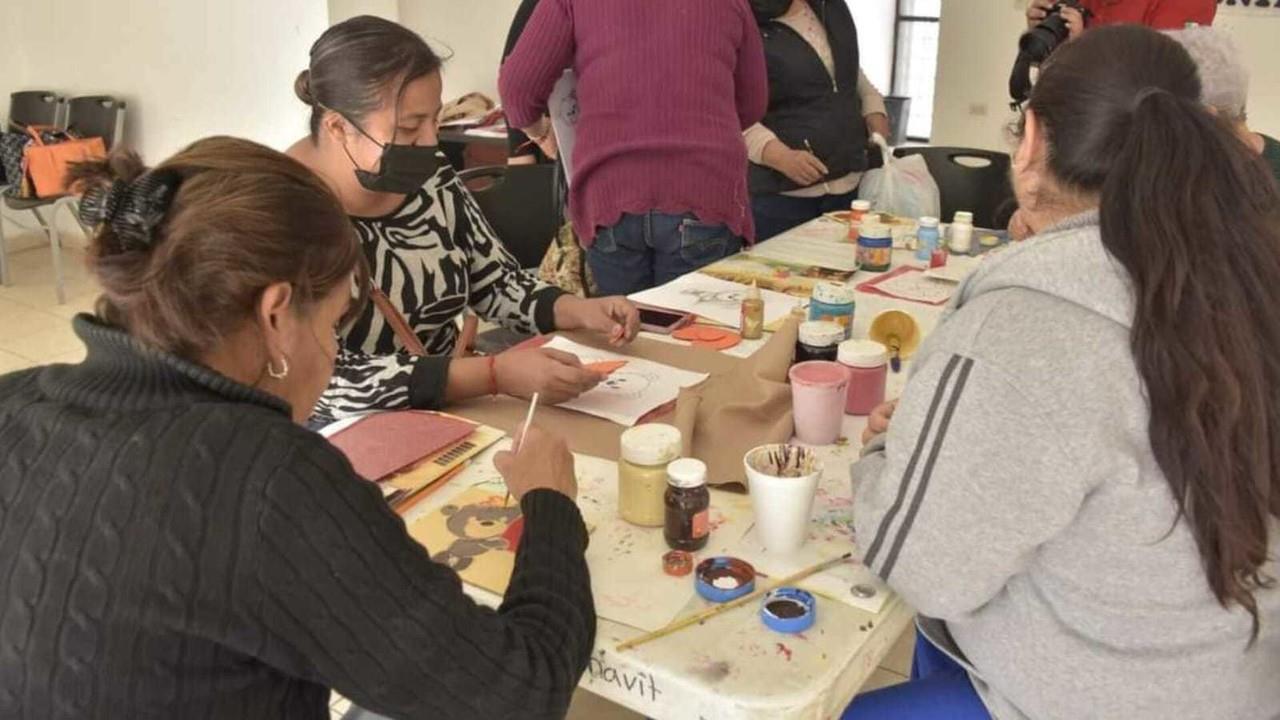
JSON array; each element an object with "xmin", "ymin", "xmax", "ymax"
[{"xmin": 618, "ymin": 424, "xmax": 683, "ymax": 527}]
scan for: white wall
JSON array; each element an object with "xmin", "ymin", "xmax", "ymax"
[
  {"xmin": 399, "ymin": 0, "xmax": 522, "ymax": 104},
  {"xmin": 1215, "ymin": 7, "xmax": 1280, "ymax": 135},
  {"xmin": 930, "ymin": 0, "xmax": 1025, "ymax": 152},
  {"xmin": 1, "ymin": 0, "xmax": 329, "ymax": 250},
  {"xmin": 330, "ymin": 0, "xmax": 400, "ymax": 24},
  {"xmin": 931, "ymin": 0, "xmax": 1280, "ymax": 152},
  {"xmin": 848, "ymin": 0, "xmax": 897, "ymax": 93},
  {"xmin": 8, "ymin": 0, "xmax": 328, "ymax": 162}
]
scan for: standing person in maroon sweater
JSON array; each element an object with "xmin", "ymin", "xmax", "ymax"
[{"xmin": 500, "ymin": 0, "xmax": 769, "ymax": 296}]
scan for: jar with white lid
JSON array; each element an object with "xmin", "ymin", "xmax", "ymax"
[
  {"xmin": 618, "ymin": 424, "xmax": 683, "ymax": 527},
  {"xmin": 796, "ymin": 320, "xmax": 846, "ymax": 364},
  {"xmin": 857, "ymin": 221, "xmax": 893, "ymax": 273},
  {"xmin": 664, "ymin": 458, "xmax": 710, "ymax": 551},
  {"xmin": 808, "ymin": 282, "xmax": 856, "ymax": 339},
  {"xmin": 837, "ymin": 339, "xmax": 889, "ymax": 415},
  {"xmin": 949, "ymin": 211, "xmax": 975, "ymax": 255},
  {"xmin": 847, "ymin": 199, "xmax": 874, "ymax": 240}
]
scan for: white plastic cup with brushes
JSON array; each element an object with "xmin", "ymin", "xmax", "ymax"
[{"xmin": 744, "ymin": 444, "xmax": 823, "ymax": 556}]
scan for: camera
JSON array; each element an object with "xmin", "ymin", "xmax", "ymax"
[{"xmin": 1009, "ymin": 1, "xmax": 1091, "ymax": 105}]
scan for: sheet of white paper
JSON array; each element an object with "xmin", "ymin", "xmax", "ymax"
[
  {"xmin": 870, "ymin": 268, "xmax": 956, "ymax": 305},
  {"xmin": 586, "ymin": 491, "xmax": 757, "ymax": 631},
  {"xmin": 542, "ymin": 336, "xmax": 708, "ymax": 426},
  {"xmin": 727, "ymin": 483, "xmax": 890, "ymax": 614},
  {"xmin": 548, "ymin": 70, "xmax": 578, "ymax": 186},
  {"xmin": 629, "ymin": 273, "xmax": 804, "ymax": 329}
]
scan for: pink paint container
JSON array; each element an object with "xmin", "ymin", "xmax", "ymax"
[
  {"xmin": 788, "ymin": 361, "xmax": 851, "ymax": 445},
  {"xmin": 838, "ymin": 340, "xmax": 889, "ymax": 415}
]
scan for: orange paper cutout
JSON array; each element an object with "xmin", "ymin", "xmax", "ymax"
[
  {"xmin": 673, "ymin": 325, "xmax": 742, "ymax": 351},
  {"xmin": 585, "ymin": 360, "xmax": 629, "ymax": 376}
]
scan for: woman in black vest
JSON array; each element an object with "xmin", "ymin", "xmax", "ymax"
[{"xmin": 747, "ymin": 0, "xmax": 891, "ymax": 240}]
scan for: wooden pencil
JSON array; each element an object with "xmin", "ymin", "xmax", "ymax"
[{"xmin": 615, "ymin": 552, "xmax": 853, "ymax": 652}]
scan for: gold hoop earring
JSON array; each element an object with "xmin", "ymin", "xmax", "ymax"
[{"xmin": 267, "ymin": 356, "xmax": 290, "ymax": 380}]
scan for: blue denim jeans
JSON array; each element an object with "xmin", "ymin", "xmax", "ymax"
[
  {"xmin": 587, "ymin": 211, "xmax": 744, "ymax": 296},
  {"xmin": 752, "ymin": 189, "xmax": 860, "ymax": 241},
  {"xmin": 841, "ymin": 631, "xmax": 990, "ymax": 719}
]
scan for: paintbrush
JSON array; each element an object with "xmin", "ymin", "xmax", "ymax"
[
  {"xmin": 804, "ymin": 139, "xmax": 830, "ymax": 194},
  {"xmin": 758, "ymin": 445, "xmax": 816, "ymax": 479},
  {"xmin": 615, "ymin": 552, "xmax": 853, "ymax": 652},
  {"xmin": 504, "ymin": 393, "xmax": 540, "ymax": 507}
]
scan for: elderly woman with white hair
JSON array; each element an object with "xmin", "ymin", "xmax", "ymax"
[{"xmin": 1169, "ymin": 25, "xmax": 1280, "ymax": 185}]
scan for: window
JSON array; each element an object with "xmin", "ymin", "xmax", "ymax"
[{"xmin": 892, "ymin": 0, "xmax": 941, "ymax": 141}]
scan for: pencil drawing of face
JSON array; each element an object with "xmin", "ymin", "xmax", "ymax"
[
  {"xmin": 597, "ymin": 370, "xmax": 655, "ymax": 400},
  {"xmin": 680, "ymin": 288, "xmax": 744, "ymax": 308}
]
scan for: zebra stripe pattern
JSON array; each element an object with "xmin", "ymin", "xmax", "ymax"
[{"xmin": 314, "ymin": 161, "xmax": 553, "ymax": 422}]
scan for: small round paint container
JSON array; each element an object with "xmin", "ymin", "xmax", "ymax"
[
  {"xmin": 695, "ymin": 557, "xmax": 756, "ymax": 603},
  {"xmin": 662, "ymin": 550, "xmax": 694, "ymax": 577},
  {"xmin": 760, "ymin": 587, "xmax": 816, "ymax": 634}
]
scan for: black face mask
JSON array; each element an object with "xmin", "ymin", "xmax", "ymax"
[
  {"xmin": 750, "ymin": 0, "xmax": 792, "ymax": 23},
  {"xmin": 343, "ymin": 118, "xmax": 441, "ymax": 195}
]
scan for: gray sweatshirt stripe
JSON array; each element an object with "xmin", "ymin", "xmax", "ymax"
[
  {"xmin": 863, "ymin": 354, "xmax": 964, "ymax": 568},
  {"xmin": 880, "ymin": 357, "xmax": 976, "ymax": 580}
]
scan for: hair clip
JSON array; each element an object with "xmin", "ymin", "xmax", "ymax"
[{"xmin": 78, "ymin": 169, "xmax": 182, "ymax": 252}]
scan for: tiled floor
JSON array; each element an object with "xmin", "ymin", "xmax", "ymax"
[
  {"xmin": 0, "ymin": 242, "xmax": 99, "ymax": 372},
  {"xmin": 2, "ymin": 240, "xmax": 914, "ymax": 719}
]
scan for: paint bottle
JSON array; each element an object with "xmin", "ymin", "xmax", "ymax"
[
  {"xmin": 664, "ymin": 458, "xmax": 710, "ymax": 552},
  {"xmin": 837, "ymin": 339, "xmax": 889, "ymax": 415},
  {"xmin": 618, "ymin": 424, "xmax": 683, "ymax": 527},
  {"xmin": 808, "ymin": 282, "xmax": 856, "ymax": 340},
  {"xmin": 795, "ymin": 321, "xmax": 845, "ymax": 364},
  {"xmin": 740, "ymin": 281, "xmax": 764, "ymax": 340},
  {"xmin": 949, "ymin": 211, "xmax": 975, "ymax": 255},
  {"xmin": 847, "ymin": 199, "xmax": 873, "ymax": 240},
  {"xmin": 856, "ymin": 221, "xmax": 893, "ymax": 273},
  {"xmin": 914, "ymin": 217, "xmax": 940, "ymax": 268}
]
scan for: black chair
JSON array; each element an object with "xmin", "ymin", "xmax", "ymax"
[
  {"xmin": 457, "ymin": 163, "xmax": 565, "ymax": 354},
  {"xmin": 0, "ymin": 94, "xmax": 126, "ymax": 302},
  {"xmin": 459, "ymin": 163, "xmax": 563, "ymax": 270},
  {"xmin": 893, "ymin": 146, "xmax": 1017, "ymax": 229},
  {"xmin": 0, "ymin": 91, "xmax": 64, "ymax": 287},
  {"xmin": 8, "ymin": 90, "xmax": 64, "ymax": 127}
]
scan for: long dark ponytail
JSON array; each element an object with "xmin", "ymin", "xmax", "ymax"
[{"xmin": 1030, "ymin": 25, "xmax": 1280, "ymax": 639}]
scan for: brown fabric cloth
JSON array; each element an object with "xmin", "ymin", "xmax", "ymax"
[
  {"xmin": 450, "ymin": 323, "xmax": 798, "ymax": 491},
  {"xmin": 673, "ymin": 317, "xmax": 798, "ymax": 491}
]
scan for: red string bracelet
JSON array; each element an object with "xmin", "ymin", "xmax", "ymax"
[{"xmin": 487, "ymin": 355, "xmax": 499, "ymax": 398}]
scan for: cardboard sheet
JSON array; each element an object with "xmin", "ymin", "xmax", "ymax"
[{"xmin": 327, "ymin": 411, "xmax": 477, "ymax": 482}]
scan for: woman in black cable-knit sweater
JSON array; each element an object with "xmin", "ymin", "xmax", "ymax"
[{"xmin": 0, "ymin": 137, "xmax": 594, "ymax": 720}]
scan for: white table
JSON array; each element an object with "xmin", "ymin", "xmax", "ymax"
[{"xmin": 362, "ymin": 218, "xmax": 968, "ymax": 718}]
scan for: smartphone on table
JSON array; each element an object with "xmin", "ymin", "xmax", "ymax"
[{"xmin": 637, "ymin": 305, "xmax": 695, "ymax": 335}]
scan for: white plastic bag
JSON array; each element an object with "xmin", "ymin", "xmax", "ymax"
[{"xmin": 857, "ymin": 136, "xmax": 941, "ymax": 220}]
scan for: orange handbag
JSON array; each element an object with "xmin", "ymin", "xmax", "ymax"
[{"xmin": 22, "ymin": 125, "xmax": 107, "ymax": 198}]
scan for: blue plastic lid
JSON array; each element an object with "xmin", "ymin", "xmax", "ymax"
[
  {"xmin": 760, "ymin": 587, "xmax": 816, "ymax": 634},
  {"xmin": 695, "ymin": 557, "xmax": 756, "ymax": 604}
]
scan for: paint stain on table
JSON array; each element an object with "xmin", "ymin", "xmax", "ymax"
[
  {"xmin": 775, "ymin": 643, "xmax": 793, "ymax": 662},
  {"xmin": 690, "ymin": 659, "xmax": 733, "ymax": 684}
]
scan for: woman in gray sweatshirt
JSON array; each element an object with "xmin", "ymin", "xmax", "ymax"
[{"xmin": 847, "ymin": 25, "xmax": 1279, "ymax": 720}]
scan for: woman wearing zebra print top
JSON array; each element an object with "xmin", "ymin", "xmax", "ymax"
[{"xmin": 288, "ymin": 17, "xmax": 639, "ymax": 423}]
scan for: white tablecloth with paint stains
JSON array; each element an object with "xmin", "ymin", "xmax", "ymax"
[{"xmin": 391, "ymin": 222, "xmax": 967, "ymax": 719}]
